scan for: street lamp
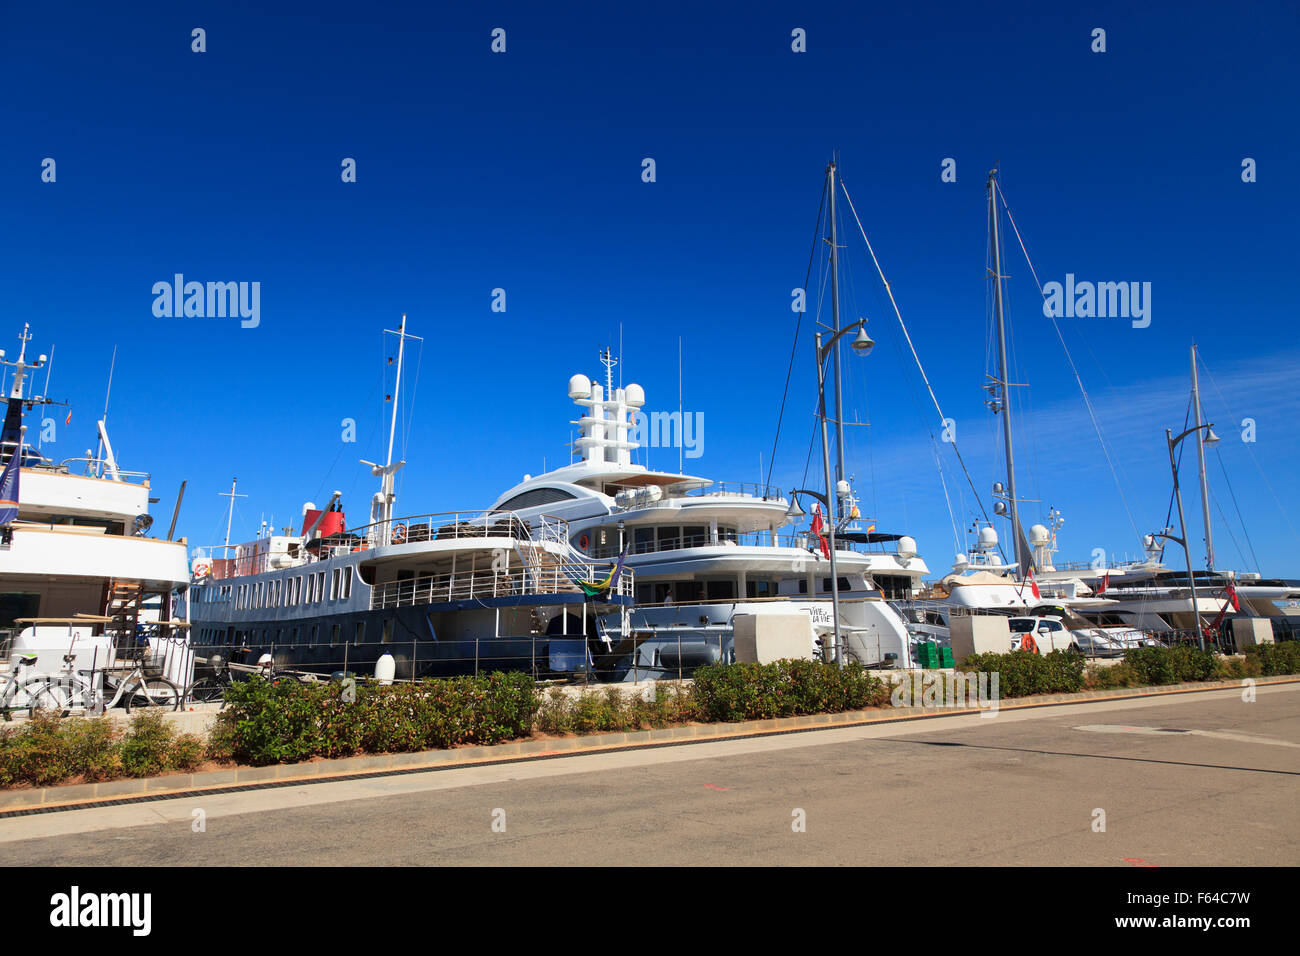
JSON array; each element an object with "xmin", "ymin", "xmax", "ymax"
[
  {"xmin": 1160, "ymin": 422, "xmax": 1220, "ymax": 651},
  {"xmin": 815, "ymin": 318, "xmax": 872, "ymax": 666}
]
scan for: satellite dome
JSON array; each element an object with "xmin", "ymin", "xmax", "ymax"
[
  {"xmin": 625, "ymin": 383, "xmax": 645, "ymax": 407},
  {"xmin": 1029, "ymin": 524, "xmax": 1050, "ymax": 545},
  {"xmin": 977, "ymin": 526, "xmax": 999, "ymax": 550},
  {"xmin": 896, "ymin": 536, "xmax": 916, "ymax": 559},
  {"xmin": 568, "ymin": 374, "xmax": 591, "ymax": 399}
]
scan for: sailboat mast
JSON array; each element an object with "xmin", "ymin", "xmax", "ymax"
[
  {"xmin": 1190, "ymin": 344, "xmax": 1215, "ymax": 571},
  {"xmin": 987, "ymin": 171, "xmax": 1023, "ymax": 572},
  {"xmin": 382, "ymin": 313, "xmax": 408, "ymax": 526},
  {"xmin": 827, "ymin": 158, "xmax": 846, "ymax": 516}
]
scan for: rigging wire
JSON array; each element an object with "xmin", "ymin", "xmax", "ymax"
[
  {"xmin": 837, "ymin": 174, "xmax": 994, "ymax": 531},
  {"xmin": 763, "ymin": 174, "xmax": 827, "ymax": 497},
  {"xmin": 994, "ymin": 181, "xmax": 1145, "ymax": 552},
  {"xmin": 1197, "ymin": 358, "xmax": 1300, "ymax": 552}
]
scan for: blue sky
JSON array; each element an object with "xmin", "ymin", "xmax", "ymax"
[{"xmin": 3, "ymin": 1, "xmax": 1297, "ymax": 575}]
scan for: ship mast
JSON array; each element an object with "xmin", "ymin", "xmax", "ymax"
[
  {"xmin": 362, "ymin": 314, "xmax": 420, "ymax": 539},
  {"xmin": 1190, "ymin": 344, "xmax": 1215, "ymax": 571},
  {"xmin": 987, "ymin": 170, "xmax": 1025, "ymax": 573},
  {"xmin": 826, "ymin": 158, "xmax": 847, "ymax": 518}
]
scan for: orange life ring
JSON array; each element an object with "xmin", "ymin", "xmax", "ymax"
[
  {"xmin": 391, "ymin": 523, "xmax": 407, "ymax": 544},
  {"xmin": 1021, "ymin": 634, "xmax": 1039, "ymax": 654},
  {"xmin": 578, "ymin": 533, "xmax": 590, "ymax": 550}
]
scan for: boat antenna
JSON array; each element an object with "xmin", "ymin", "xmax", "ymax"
[{"xmin": 220, "ymin": 477, "xmax": 246, "ymax": 551}]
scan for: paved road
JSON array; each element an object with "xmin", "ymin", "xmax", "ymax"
[{"xmin": 4, "ymin": 683, "xmax": 1297, "ymax": 866}]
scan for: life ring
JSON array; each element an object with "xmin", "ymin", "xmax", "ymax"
[
  {"xmin": 578, "ymin": 533, "xmax": 590, "ymax": 550},
  {"xmin": 391, "ymin": 523, "xmax": 408, "ymax": 544},
  {"xmin": 1021, "ymin": 634, "xmax": 1040, "ymax": 655}
]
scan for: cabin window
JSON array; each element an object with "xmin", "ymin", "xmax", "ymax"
[
  {"xmin": 634, "ymin": 528, "xmax": 655, "ymax": 554},
  {"xmin": 821, "ymin": 577, "xmax": 852, "ymax": 593},
  {"xmin": 746, "ymin": 580, "xmax": 775, "ymax": 598},
  {"xmin": 341, "ymin": 569, "xmax": 352, "ymax": 600},
  {"xmin": 706, "ymin": 580, "xmax": 735, "ymax": 600},
  {"xmin": 382, "ymin": 618, "xmax": 394, "ymax": 644},
  {"xmin": 495, "ymin": 487, "xmax": 578, "ymax": 511},
  {"xmin": 658, "ymin": 527, "xmax": 681, "ymax": 551},
  {"xmin": 331, "ymin": 624, "xmax": 341, "ymax": 646},
  {"xmin": 683, "ymin": 526, "xmax": 707, "ymax": 548},
  {"xmin": 331, "ymin": 569, "xmax": 341, "ymax": 601},
  {"xmin": 354, "ymin": 622, "xmax": 365, "ymax": 644}
]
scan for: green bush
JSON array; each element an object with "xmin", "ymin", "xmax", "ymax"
[
  {"xmin": 1124, "ymin": 646, "xmax": 1217, "ymax": 685},
  {"xmin": 1245, "ymin": 641, "xmax": 1300, "ymax": 676},
  {"xmin": 692, "ymin": 660, "xmax": 888, "ymax": 722},
  {"xmin": 958, "ymin": 650, "xmax": 1085, "ymax": 698},
  {"xmin": 214, "ymin": 672, "xmax": 537, "ymax": 766}
]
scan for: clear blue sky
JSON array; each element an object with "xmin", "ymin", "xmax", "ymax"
[{"xmin": 3, "ymin": 1, "xmax": 1297, "ymax": 576}]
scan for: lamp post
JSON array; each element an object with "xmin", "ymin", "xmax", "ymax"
[
  {"xmin": 808, "ymin": 319, "xmax": 873, "ymax": 666},
  {"xmin": 1159, "ymin": 422, "xmax": 1220, "ymax": 651}
]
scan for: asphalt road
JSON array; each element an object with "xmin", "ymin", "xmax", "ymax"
[{"xmin": 5, "ymin": 683, "xmax": 1297, "ymax": 866}]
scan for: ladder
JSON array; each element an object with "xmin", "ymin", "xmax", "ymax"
[{"xmin": 103, "ymin": 579, "xmax": 144, "ymax": 667}]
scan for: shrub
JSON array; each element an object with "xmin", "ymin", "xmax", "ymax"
[
  {"xmin": 958, "ymin": 650, "xmax": 1085, "ymax": 698},
  {"xmin": 119, "ymin": 711, "xmax": 177, "ymax": 777},
  {"xmin": 1245, "ymin": 641, "xmax": 1300, "ymax": 676},
  {"xmin": 213, "ymin": 672, "xmax": 537, "ymax": 766},
  {"xmin": 692, "ymin": 660, "xmax": 888, "ymax": 722},
  {"xmin": 1124, "ymin": 646, "xmax": 1216, "ymax": 685}
]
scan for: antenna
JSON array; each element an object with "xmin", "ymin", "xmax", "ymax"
[{"xmin": 219, "ymin": 477, "xmax": 247, "ymax": 551}]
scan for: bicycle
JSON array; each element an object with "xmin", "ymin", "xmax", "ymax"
[
  {"xmin": 188, "ymin": 652, "xmax": 312, "ymax": 708},
  {"xmin": 0, "ymin": 654, "xmax": 62, "ymax": 720},
  {"xmin": 41, "ymin": 654, "xmax": 182, "ymax": 715}
]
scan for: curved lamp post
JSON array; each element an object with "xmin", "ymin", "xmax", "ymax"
[{"xmin": 798, "ymin": 319, "xmax": 873, "ymax": 666}]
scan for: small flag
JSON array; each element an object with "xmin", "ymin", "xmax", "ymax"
[
  {"xmin": 64, "ymin": 409, "xmax": 72, "ymax": 426},
  {"xmin": 866, "ymin": 523, "xmax": 875, "ymax": 533},
  {"xmin": 848, "ymin": 504, "xmax": 860, "ymax": 520},
  {"xmin": 1029, "ymin": 568, "xmax": 1041, "ymax": 601},
  {"xmin": 1097, "ymin": 572, "xmax": 1109, "ymax": 595}
]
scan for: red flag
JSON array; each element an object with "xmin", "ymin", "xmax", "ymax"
[
  {"xmin": 1097, "ymin": 572, "xmax": 1109, "ymax": 595},
  {"xmin": 64, "ymin": 409, "xmax": 72, "ymax": 426},
  {"xmin": 810, "ymin": 505, "xmax": 829, "ymax": 559},
  {"xmin": 1224, "ymin": 584, "xmax": 1240, "ymax": 611},
  {"xmin": 1029, "ymin": 568, "xmax": 1041, "ymax": 601}
]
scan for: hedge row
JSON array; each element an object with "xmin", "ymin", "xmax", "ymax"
[
  {"xmin": 691, "ymin": 660, "xmax": 891, "ymax": 721},
  {"xmin": 211, "ymin": 672, "xmax": 537, "ymax": 765},
  {"xmin": 0, "ymin": 711, "xmax": 205, "ymax": 788},
  {"xmin": 958, "ymin": 650, "xmax": 1086, "ymax": 698}
]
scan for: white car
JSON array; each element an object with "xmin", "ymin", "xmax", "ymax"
[{"xmin": 1007, "ymin": 616, "xmax": 1076, "ymax": 653}]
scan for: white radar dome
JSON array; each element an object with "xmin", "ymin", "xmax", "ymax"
[
  {"xmin": 625, "ymin": 383, "xmax": 645, "ymax": 407},
  {"xmin": 896, "ymin": 536, "xmax": 916, "ymax": 559},
  {"xmin": 568, "ymin": 374, "xmax": 591, "ymax": 399},
  {"xmin": 1029, "ymin": 524, "xmax": 1050, "ymax": 545},
  {"xmin": 977, "ymin": 526, "xmax": 999, "ymax": 551}
]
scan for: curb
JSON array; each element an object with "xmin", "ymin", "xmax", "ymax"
[{"xmin": 2, "ymin": 675, "xmax": 1293, "ymax": 817}]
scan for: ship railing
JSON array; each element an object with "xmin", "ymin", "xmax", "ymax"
[
  {"xmin": 319, "ymin": 510, "xmax": 568, "ymax": 557},
  {"xmin": 584, "ymin": 530, "xmax": 891, "ymax": 560},
  {"xmin": 664, "ymin": 480, "xmax": 782, "ymax": 500},
  {"xmin": 370, "ymin": 562, "xmax": 634, "ymax": 610},
  {"xmin": 6, "ymin": 447, "xmax": 152, "ymax": 485}
]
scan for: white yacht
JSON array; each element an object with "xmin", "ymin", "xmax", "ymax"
[
  {"xmin": 0, "ymin": 325, "xmax": 193, "ymax": 687},
  {"xmin": 182, "ymin": 318, "xmax": 635, "ymax": 679},
  {"xmin": 486, "ymin": 351, "xmax": 927, "ymax": 679}
]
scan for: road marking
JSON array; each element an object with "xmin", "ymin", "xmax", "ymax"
[{"xmin": 1075, "ymin": 724, "xmax": 1300, "ymax": 749}]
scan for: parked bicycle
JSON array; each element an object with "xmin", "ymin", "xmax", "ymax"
[
  {"xmin": 41, "ymin": 653, "xmax": 182, "ymax": 716},
  {"xmin": 188, "ymin": 651, "xmax": 313, "ymax": 707},
  {"xmin": 0, "ymin": 654, "xmax": 61, "ymax": 720}
]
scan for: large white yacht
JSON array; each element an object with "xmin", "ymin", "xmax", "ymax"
[
  {"xmin": 0, "ymin": 325, "xmax": 192, "ymax": 686},
  {"xmin": 182, "ymin": 318, "xmax": 635, "ymax": 679},
  {"xmin": 486, "ymin": 351, "xmax": 927, "ymax": 678}
]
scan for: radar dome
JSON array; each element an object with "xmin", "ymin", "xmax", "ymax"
[
  {"xmin": 568, "ymin": 374, "xmax": 591, "ymax": 399},
  {"xmin": 1029, "ymin": 524, "xmax": 1050, "ymax": 545},
  {"xmin": 625, "ymin": 383, "xmax": 645, "ymax": 407},
  {"xmin": 896, "ymin": 535, "xmax": 917, "ymax": 559},
  {"xmin": 977, "ymin": 526, "xmax": 999, "ymax": 550}
]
